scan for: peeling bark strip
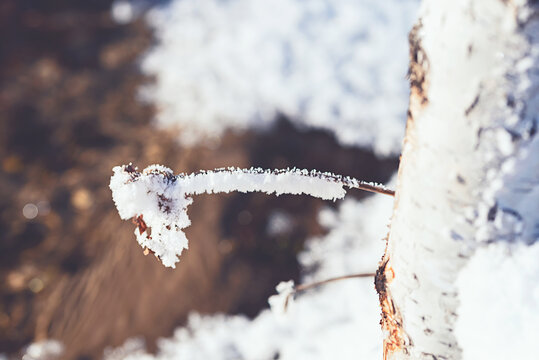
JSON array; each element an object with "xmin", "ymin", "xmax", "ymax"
[
  {"xmin": 375, "ymin": 254, "xmax": 408, "ymax": 360},
  {"xmin": 378, "ymin": 0, "xmax": 539, "ymax": 359},
  {"xmin": 407, "ymin": 21, "xmax": 430, "ymax": 115}
]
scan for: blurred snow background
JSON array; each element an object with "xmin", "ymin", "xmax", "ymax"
[
  {"xmin": 125, "ymin": 0, "xmax": 419, "ymax": 156},
  {"xmin": 104, "ymin": 194, "xmax": 394, "ymax": 360},
  {"xmin": 108, "ymin": 0, "xmax": 417, "ymax": 358}
]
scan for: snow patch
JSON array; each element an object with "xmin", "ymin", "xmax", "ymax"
[
  {"xmin": 106, "ymin": 184, "xmax": 395, "ymax": 359},
  {"xmin": 140, "ymin": 0, "xmax": 419, "ymax": 155},
  {"xmin": 21, "ymin": 340, "xmax": 63, "ymax": 360},
  {"xmin": 456, "ymin": 241, "xmax": 539, "ymax": 360}
]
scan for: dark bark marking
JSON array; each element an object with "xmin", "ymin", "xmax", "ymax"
[
  {"xmin": 408, "ymin": 21, "xmax": 430, "ymax": 110},
  {"xmin": 464, "ymin": 94, "xmax": 480, "ymax": 116},
  {"xmin": 375, "ymin": 257, "xmax": 389, "ymax": 296},
  {"xmin": 529, "ymin": 117, "xmax": 537, "ymax": 137},
  {"xmin": 450, "ymin": 230, "xmax": 464, "ymax": 241},
  {"xmin": 506, "ymin": 94, "xmax": 516, "ymax": 108},
  {"xmin": 487, "ymin": 202, "xmax": 498, "ymax": 221}
]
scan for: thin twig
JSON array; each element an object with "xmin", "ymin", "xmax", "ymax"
[
  {"xmin": 295, "ymin": 272, "xmax": 376, "ymax": 294},
  {"xmin": 280, "ymin": 272, "xmax": 376, "ymax": 313},
  {"xmin": 351, "ymin": 183, "xmax": 395, "ymax": 197}
]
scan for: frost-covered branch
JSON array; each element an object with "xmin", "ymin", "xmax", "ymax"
[{"xmin": 110, "ymin": 164, "xmax": 394, "ymax": 268}]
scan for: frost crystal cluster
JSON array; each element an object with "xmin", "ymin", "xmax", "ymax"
[
  {"xmin": 140, "ymin": 0, "xmax": 419, "ymax": 155},
  {"xmin": 267, "ymin": 280, "xmax": 295, "ymax": 317},
  {"xmin": 109, "ymin": 164, "xmax": 392, "ymax": 267}
]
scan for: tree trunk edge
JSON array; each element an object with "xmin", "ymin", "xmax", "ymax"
[{"xmin": 376, "ymin": 1, "xmax": 539, "ymax": 359}]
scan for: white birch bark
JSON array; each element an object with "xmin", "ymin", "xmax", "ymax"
[{"xmin": 378, "ymin": 0, "xmax": 539, "ymax": 359}]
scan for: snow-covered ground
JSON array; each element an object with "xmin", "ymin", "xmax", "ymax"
[
  {"xmin": 456, "ymin": 241, "xmax": 539, "ymax": 360},
  {"xmin": 137, "ymin": 0, "xmax": 419, "ymax": 156},
  {"xmin": 104, "ymin": 194, "xmax": 395, "ymax": 360}
]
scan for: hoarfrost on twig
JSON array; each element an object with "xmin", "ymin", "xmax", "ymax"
[
  {"xmin": 268, "ymin": 280, "xmax": 295, "ymax": 317},
  {"xmin": 109, "ymin": 164, "xmax": 394, "ymax": 268}
]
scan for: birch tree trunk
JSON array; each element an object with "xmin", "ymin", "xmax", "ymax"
[{"xmin": 377, "ymin": 0, "xmax": 539, "ymax": 359}]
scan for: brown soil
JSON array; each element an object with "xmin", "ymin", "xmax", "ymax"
[{"xmin": 0, "ymin": 1, "xmax": 398, "ymax": 358}]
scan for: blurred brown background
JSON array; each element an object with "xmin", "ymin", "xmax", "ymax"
[{"xmin": 0, "ymin": 1, "xmax": 397, "ymax": 358}]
